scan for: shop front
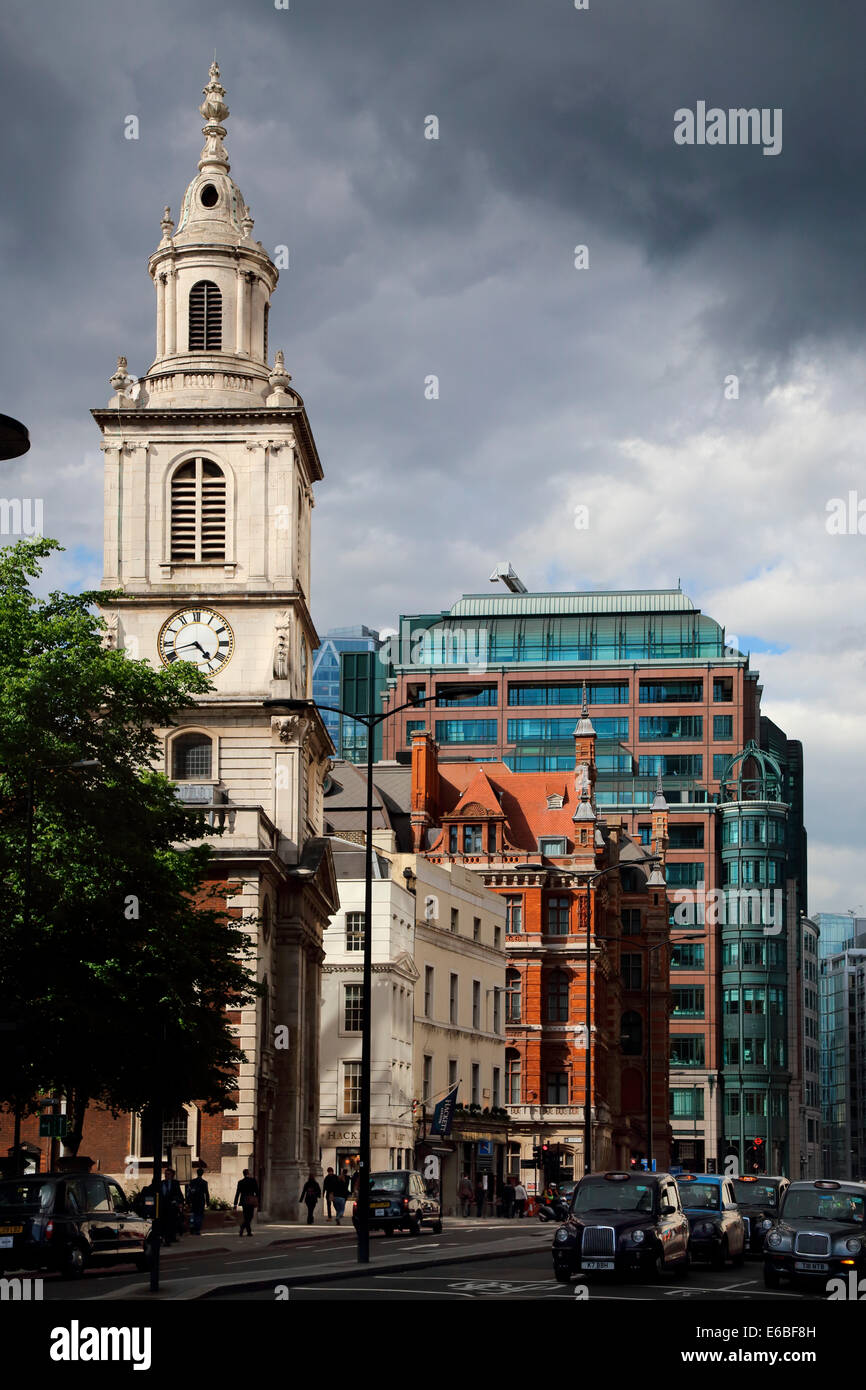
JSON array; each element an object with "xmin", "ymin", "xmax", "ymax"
[{"xmin": 319, "ymin": 1124, "xmax": 416, "ymax": 1189}]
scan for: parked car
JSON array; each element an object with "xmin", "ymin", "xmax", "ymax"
[
  {"xmin": 730, "ymin": 1175, "xmax": 790, "ymax": 1254},
  {"xmin": 764, "ymin": 1178, "xmax": 866, "ymax": 1288},
  {"xmin": 0, "ymin": 1172, "xmax": 155, "ymax": 1279},
  {"xmin": 352, "ymin": 1170, "xmax": 442, "ymax": 1236},
  {"xmin": 676, "ymin": 1173, "xmax": 746, "ymax": 1267},
  {"xmin": 551, "ymin": 1170, "xmax": 691, "ymax": 1282}
]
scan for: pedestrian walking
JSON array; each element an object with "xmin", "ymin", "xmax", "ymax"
[
  {"xmin": 514, "ymin": 1180, "xmax": 528, "ymax": 1218},
  {"xmin": 322, "ymin": 1166, "xmax": 339, "ymax": 1221},
  {"xmin": 474, "ymin": 1176, "xmax": 486, "ymax": 1218},
  {"xmin": 502, "ymin": 1177, "xmax": 515, "ymax": 1219},
  {"xmin": 158, "ymin": 1168, "xmax": 184, "ymax": 1246},
  {"xmin": 185, "ymin": 1166, "xmax": 209, "ymax": 1236},
  {"xmin": 458, "ymin": 1173, "xmax": 474, "ymax": 1218},
  {"xmin": 233, "ymin": 1169, "xmax": 260, "ymax": 1237},
  {"xmin": 332, "ymin": 1173, "xmax": 349, "ymax": 1225},
  {"xmin": 299, "ymin": 1173, "xmax": 322, "ymax": 1225}
]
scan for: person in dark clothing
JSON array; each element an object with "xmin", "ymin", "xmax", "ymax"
[
  {"xmin": 322, "ymin": 1166, "xmax": 339, "ymax": 1221},
  {"xmin": 501, "ymin": 1179, "xmax": 515, "ymax": 1219},
  {"xmin": 233, "ymin": 1169, "xmax": 260, "ymax": 1236},
  {"xmin": 474, "ymin": 1177, "xmax": 486, "ymax": 1218},
  {"xmin": 158, "ymin": 1168, "xmax": 184, "ymax": 1246},
  {"xmin": 186, "ymin": 1166, "xmax": 209, "ymax": 1235},
  {"xmin": 332, "ymin": 1174, "xmax": 349, "ymax": 1225},
  {"xmin": 299, "ymin": 1174, "xmax": 321, "ymax": 1225}
]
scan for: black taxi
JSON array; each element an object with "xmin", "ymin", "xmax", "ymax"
[
  {"xmin": 676, "ymin": 1173, "xmax": 746, "ymax": 1267},
  {"xmin": 0, "ymin": 1172, "xmax": 154, "ymax": 1278},
  {"xmin": 552, "ymin": 1170, "xmax": 691, "ymax": 1282},
  {"xmin": 764, "ymin": 1179, "xmax": 866, "ymax": 1287},
  {"xmin": 731, "ymin": 1175, "xmax": 789, "ymax": 1254}
]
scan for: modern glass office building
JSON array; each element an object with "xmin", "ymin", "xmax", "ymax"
[
  {"xmin": 821, "ymin": 940, "xmax": 866, "ymax": 1179},
  {"xmin": 312, "ymin": 625, "xmax": 381, "ymax": 760}
]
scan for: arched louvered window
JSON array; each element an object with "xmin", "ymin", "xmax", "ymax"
[
  {"xmin": 188, "ymin": 280, "xmax": 222, "ymax": 350},
  {"xmin": 171, "ymin": 458, "xmax": 226, "ymax": 562}
]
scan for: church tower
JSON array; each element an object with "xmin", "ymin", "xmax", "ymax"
[{"xmin": 93, "ymin": 63, "xmax": 338, "ymax": 1218}]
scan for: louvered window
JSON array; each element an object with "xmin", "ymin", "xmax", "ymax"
[
  {"xmin": 171, "ymin": 458, "xmax": 226, "ymax": 562},
  {"xmin": 188, "ymin": 280, "xmax": 222, "ymax": 350}
]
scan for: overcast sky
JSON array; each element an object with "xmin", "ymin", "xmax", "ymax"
[{"xmin": 0, "ymin": 0, "xmax": 863, "ymax": 914}]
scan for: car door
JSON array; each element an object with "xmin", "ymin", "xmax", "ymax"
[
  {"xmin": 84, "ymin": 1176, "xmax": 119, "ymax": 1259},
  {"xmin": 664, "ymin": 1182, "xmax": 688, "ymax": 1259},
  {"xmin": 106, "ymin": 1179, "xmax": 143, "ymax": 1256},
  {"xmin": 723, "ymin": 1181, "xmax": 743, "ymax": 1251}
]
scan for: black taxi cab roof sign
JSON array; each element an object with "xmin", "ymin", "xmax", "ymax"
[
  {"xmin": 814, "ymin": 1180, "xmax": 841, "ymax": 1189},
  {"xmin": 603, "ymin": 1172, "xmax": 632, "ymax": 1182}
]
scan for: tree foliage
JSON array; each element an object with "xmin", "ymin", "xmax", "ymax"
[{"xmin": 0, "ymin": 539, "xmax": 261, "ymax": 1151}]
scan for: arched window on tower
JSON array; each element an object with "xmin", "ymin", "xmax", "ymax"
[
  {"xmin": 188, "ymin": 279, "xmax": 222, "ymax": 351},
  {"xmin": 172, "ymin": 732, "xmax": 213, "ymax": 781},
  {"xmin": 171, "ymin": 458, "xmax": 226, "ymax": 562}
]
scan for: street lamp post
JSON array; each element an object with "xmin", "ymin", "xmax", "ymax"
[{"xmin": 265, "ymin": 685, "xmax": 485, "ymax": 1263}]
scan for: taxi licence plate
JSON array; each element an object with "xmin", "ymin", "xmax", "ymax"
[
  {"xmin": 794, "ymin": 1260, "xmax": 828, "ymax": 1272},
  {"xmin": 374, "ymin": 1208, "xmax": 388, "ymax": 1216},
  {"xmin": 582, "ymin": 1259, "xmax": 614, "ymax": 1270},
  {"xmin": 0, "ymin": 1227, "xmax": 23, "ymax": 1235},
  {"xmin": 0, "ymin": 1238, "xmax": 14, "ymax": 1248}
]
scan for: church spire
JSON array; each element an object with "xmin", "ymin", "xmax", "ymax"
[{"xmin": 198, "ymin": 60, "xmax": 231, "ymax": 176}]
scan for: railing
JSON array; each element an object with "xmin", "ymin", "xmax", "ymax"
[{"xmin": 182, "ymin": 803, "xmax": 279, "ymax": 851}]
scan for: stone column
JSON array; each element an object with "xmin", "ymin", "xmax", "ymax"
[
  {"xmin": 269, "ymin": 915, "xmax": 305, "ymax": 1219},
  {"xmin": 165, "ymin": 269, "xmax": 177, "ymax": 354},
  {"xmin": 156, "ymin": 274, "xmax": 166, "ymax": 359},
  {"xmin": 236, "ymin": 269, "xmax": 248, "ymax": 355}
]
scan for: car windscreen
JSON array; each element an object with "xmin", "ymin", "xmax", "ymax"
[
  {"xmin": 732, "ymin": 1181, "xmax": 778, "ymax": 1207},
  {"xmin": 781, "ymin": 1190, "xmax": 866, "ymax": 1223},
  {"xmin": 368, "ymin": 1174, "xmax": 407, "ymax": 1193},
  {"xmin": 574, "ymin": 1183, "xmax": 655, "ymax": 1214},
  {"xmin": 0, "ymin": 1180, "xmax": 53, "ymax": 1212},
  {"xmin": 679, "ymin": 1183, "xmax": 721, "ymax": 1210}
]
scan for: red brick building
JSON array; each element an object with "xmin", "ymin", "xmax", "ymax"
[{"xmin": 407, "ymin": 700, "xmax": 673, "ymax": 1179}]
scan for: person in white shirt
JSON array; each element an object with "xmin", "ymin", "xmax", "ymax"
[{"xmin": 514, "ymin": 1181, "xmax": 528, "ymax": 1218}]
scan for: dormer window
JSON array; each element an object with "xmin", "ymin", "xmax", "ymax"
[
  {"xmin": 463, "ymin": 824, "xmax": 483, "ymax": 853},
  {"xmin": 539, "ymin": 836, "xmax": 567, "ymax": 857},
  {"xmin": 546, "ymin": 794, "xmax": 564, "ymax": 810},
  {"xmin": 188, "ymin": 279, "xmax": 222, "ymax": 350}
]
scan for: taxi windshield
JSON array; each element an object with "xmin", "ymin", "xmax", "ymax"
[
  {"xmin": 782, "ymin": 1189, "xmax": 866, "ymax": 1223},
  {"xmin": 732, "ymin": 1181, "xmax": 778, "ymax": 1207},
  {"xmin": 574, "ymin": 1183, "xmax": 655, "ymax": 1214},
  {"xmin": 680, "ymin": 1182, "xmax": 721, "ymax": 1210}
]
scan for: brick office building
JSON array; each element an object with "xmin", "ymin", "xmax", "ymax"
[{"xmin": 406, "ymin": 704, "xmax": 673, "ymax": 1180}]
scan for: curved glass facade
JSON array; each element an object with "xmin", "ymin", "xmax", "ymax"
[{"xmin": 719, "ymin": 792, "xmax": 790, "ymax": 1174}]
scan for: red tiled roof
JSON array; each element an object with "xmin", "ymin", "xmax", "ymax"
[{"xmin": 435, "ymin": 760, "xmax": 584, "ymax": 854}]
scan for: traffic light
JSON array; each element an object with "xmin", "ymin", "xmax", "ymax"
[
  {"xmin": 745, "ymin": 1138, "xmax": 765, "ymax": 1173},
  {"xmin": 532, "ymin": 1144, "xmax": 542, "ymax": 1163}
]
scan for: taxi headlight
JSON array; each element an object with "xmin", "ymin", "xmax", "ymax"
[
  {"xmin": 555, "ymin": 1227, "xmax": 571, "ymax": 1244},
  {"xmin": 629, "ymin": 1229, "xmax": 645, "ymax": 1244},
  {"xmin": 760, "ymin": 1219, "xmax": 773, "ymax": 1230},
  {"xmin": 693, "ymin": 1221, "xmax": 716, "ymax": 1237},
  {"xmin": 845, "ymin": 1238, "xmax": 862, "ymax": 1254},
  {"xmin": 766, "ymin": 1230, "xmax": 782, "ymax": 1249}
]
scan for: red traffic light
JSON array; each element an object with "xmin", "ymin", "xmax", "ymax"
[{"xmin": 754, "ymin": 1138, "xmax": 763, "ymax": 1146}]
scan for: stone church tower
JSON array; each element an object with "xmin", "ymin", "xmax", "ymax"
[{"xmin": 93, "ymin": 62, "xmax": 338, "ymax": 1217}]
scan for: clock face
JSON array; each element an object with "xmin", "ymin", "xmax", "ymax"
[{"xmin": 157, "ymin": 607, "xmax": 235, "ymax": 675}]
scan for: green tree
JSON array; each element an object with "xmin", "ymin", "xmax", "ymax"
[{"xmin": 0, "ymin": 538, "xmax": 261, "ymax": 1155}]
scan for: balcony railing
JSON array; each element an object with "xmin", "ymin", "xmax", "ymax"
[{"xmin": 182, "ymin": 803, "xmax": 279, "ymax": 851}]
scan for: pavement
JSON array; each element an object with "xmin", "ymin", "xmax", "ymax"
[{"xmin": 88, "ymin": 1217, "xmax": 554, "ymax": 1301}]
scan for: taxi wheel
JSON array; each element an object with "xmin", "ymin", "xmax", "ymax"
[
  {"xmin": 60, "ymin": 1242, "xmax": 88, "ymax": 1280},
  {"xmin": 408, "ymin": 1216, "xmax": 422, "ymax": 1238},
  {"xmin": 732, "ymin": 1243, "xmax": 746, "ymax": 1268},
  {"xmin": 134, "ymin": 1238, "xmax": 156, "ymax": 1273},
  {"xmin": 675, "ymin": 1251, "xmax": 691, "ymax": 1278},
  {"xmin": 764, "ymin": 1264, "xmax": 781, "ymax": 1289},
  {"xmin": 432, "ymin": 1220, "xmax": 443, "ymax": 1234},
  {"xmin": 554, "ymin": 1266, "xmax": 572, "ymax": 1283},
  {"xmin": 712, "ymin": 1239, "xmax": 729, "ymax": 1270},
  {"xmin": 651, "ymin": 1248, "xmax": 666, "ymax": 1279},
  {"xmin": 384, "ymin": 1226, "xmax": 394, "ymax": 1236}
]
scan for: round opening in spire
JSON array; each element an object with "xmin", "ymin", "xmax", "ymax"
[{"xmin": 200, "ymin": 184, "xmax": 219, "ymax": 208}]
